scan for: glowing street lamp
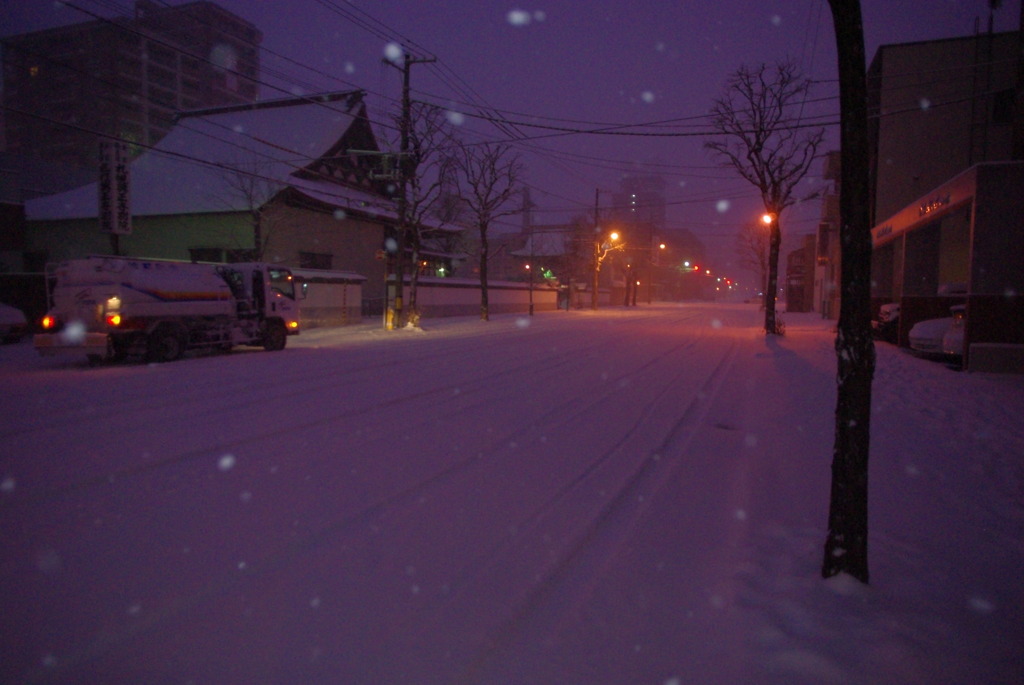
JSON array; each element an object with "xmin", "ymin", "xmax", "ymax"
[{"xmin": 592, "ymin": 229, "xmax": 624, "ymax": 310}]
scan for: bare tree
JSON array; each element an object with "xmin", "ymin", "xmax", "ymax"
[
  {"xmin": 735, "ymin": 220, "xmax": 770, "ymax": 307},
  {"xmin": 387, "ymin": 101, "xmax": 458, "ymax": 327},
  {"xmin": 705, "ymin": 61, "xmax": 825, "ymax": 334},
  {"xmin": 219, "ymin": 158, "xmax": 284, "ymax": 261},
  {"xmin": 824, "ymin": 0, "xmax": 875, "ymax": 584},
  {"xmin": 450, "ymin": 142, "xmax": 523, "ymax": 321}
]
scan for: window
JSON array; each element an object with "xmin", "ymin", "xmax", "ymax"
[
  {"xmin": 226, "ymin": 249, "xmax": 257, "ymax": 263},
  {"xmin": 189, "ymin": 247, "xmax": 224, "ymax": 263},
  {"xmin": 269, "ymin": 268, "xmax": 296, "ymax": 299},
  {"xmin": 299, "ymin": 252, "xmax": 333, "ymax": 270}
]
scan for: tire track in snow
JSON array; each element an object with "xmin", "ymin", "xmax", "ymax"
[
  {"xmin": 0, "ymin": 318, "xmax": 565, "ymax": 440},
  {"xmin": 1, "ymin": 307, "xmax": 716, "ymax": 680},
  {"xmin": 7, "ymin": 310, "xmax": 673, "ymax": 504},
  {"xmin": 454, "ymin": 335, "xmax": 741, "ymax": 682}
]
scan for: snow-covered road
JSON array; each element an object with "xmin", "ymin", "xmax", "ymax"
[{"xmin": 2, "ymin": 303, "xmax": 1022, "ymax": 684}]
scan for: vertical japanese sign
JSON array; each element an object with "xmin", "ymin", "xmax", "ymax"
[{"xmin": 99, "ymin": 140, "xmax": 132, "ymax": 235}]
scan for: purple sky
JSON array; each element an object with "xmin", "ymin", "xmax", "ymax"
[{"xmin": 3, "ymin": 0, "xmax": 1021, "ymax": 274}]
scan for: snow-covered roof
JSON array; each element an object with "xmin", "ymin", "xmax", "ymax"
[
  {"xmin": 25, "ymin": 91, "xmax": 398, "ymax": 222},
  {"xmin": 510, "ymin": 229, "xmax": 574, "ymax": 258}
]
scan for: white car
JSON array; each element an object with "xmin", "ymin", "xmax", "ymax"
[
  {"xmin": 0, "ymin": 302, "xmax": 29, "ymax": 343},
  {"xmin": 908, "ymin": 305, "xmax": 965, "ymax": 357},
  {"xmin": 942, "ymin": 305, "xmax": 966, "ymax": 356}
]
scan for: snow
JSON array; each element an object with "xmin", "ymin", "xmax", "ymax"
[
  {"xmin": 23, "ymin": 92, "xmax": 393, "ymax": 222},
  {"xmin": 1, "ymin": 303, "xmax": 1021, "ymax": 684}
]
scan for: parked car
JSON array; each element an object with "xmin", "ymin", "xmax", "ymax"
[
  {"xmin": 908, "ymin": 305, "xmax": 964, "ymax": 357},
  {"xmin": 942, "ymin": 305, "xmax": 966, "ymax": 356},
  {"xmin": 0, "ymin": 302, "xmax": 29, "ymax": 343}
]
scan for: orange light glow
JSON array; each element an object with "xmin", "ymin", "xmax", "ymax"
[
  {"xmin": 106, "ymin": 314, "xmax": 122, "ymax": 326},
  {"xmin": 41, "ymin": 315, "xmax": 56, "ymax": 329}
]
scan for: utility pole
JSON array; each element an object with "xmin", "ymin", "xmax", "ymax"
[
  {"xmin": 591, "ymin": 189, "xmax": 600, "ymax": 310},
  {"xmin": 591, "ymin": 189, "xmax": 623, "ymax": 309},
  {"xmin": 385, "ymin": 49, "xmax": 435, "ymax": 329},
  {"xmin": 528, "ymin": 221, "xmax": 535, "ymax": 315}
]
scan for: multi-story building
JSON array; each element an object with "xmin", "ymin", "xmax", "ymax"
[
  {"xmin": 2, "ymin": 0, "xmax": 261, "ymax": 176},
  {"xmin": 609, "ymin": 174, "xmax": 667, "ymax": 230},
  {"xmin": 867, "ymin": 30, "xmax": 1020, "ymax": 226},
  {"xmin": 865, "ymin": 29, "xmax": 1024, "ymax": 372}
]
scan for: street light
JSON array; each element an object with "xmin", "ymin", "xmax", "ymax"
[
  {"xmin": 646, "ymin": 242, "xmax": 667, "ymax": 304},
  {"xmin": 592, "ymin": 229, "xmax": 623, "ymax": 310}
]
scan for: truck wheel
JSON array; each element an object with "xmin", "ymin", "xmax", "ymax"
[
  {"xmin": 147, "ymin": 325, "xmax": 187, "ymax": 362},
  {"xmin": 263, "ymin": 321, "xmax": 287, "ymax": 351}
]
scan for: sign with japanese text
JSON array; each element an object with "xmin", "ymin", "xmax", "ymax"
[{"xmin": 99, "ymin": 141, "xmax": 132, "ymax": 235}]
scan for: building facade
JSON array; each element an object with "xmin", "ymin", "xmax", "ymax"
[
  {"xmin": 871, "ymin": 162, "xmax": 1024, "ymax": 372},
  {"xmin": 863, "ymin": 29, "xmax": 1024, "ymax": 371},
  {"xmin": 1, "ymin": 0, "xmax": 261, "ymax": 174},
  {"xmin": 813, "ymin": 150, "xmax": 841, "ymax": 319},
  {"xmin": 867, "ymin": 30, "xmax": 1020, "ymax": 226}
]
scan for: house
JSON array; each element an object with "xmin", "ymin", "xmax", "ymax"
[{"xmin": 17, "ymin": 90, "xmax": 457, "ymax": 326}]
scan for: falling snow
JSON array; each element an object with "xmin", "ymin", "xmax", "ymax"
[
  {"xmin": 383, "ymin": 41, "xmax": 403, "ymax": 63},
  {"xmin": 507, "ymin": 9, "xmax": 531, "ymax": 26},
  {"xmin": 444, "ymin": 109, "xmax": 466, "ymax": 126}
]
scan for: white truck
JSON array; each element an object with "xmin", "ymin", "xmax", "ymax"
[{"xmin": 34, "ymin": 256, "xmax": 300, "ymax": 363}]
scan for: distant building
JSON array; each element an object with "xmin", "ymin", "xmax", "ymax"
[
  {"xmin": 1, "ymin": 0, "xmax": 261, "ymax": 178},
  {"xmin": 785, "ymin": 234, "xmax": 816, "ymax": 314},
  {"xmin": 609, "ymin": 174, "xmax": 667, "ymax": 230},
  {"xmin": 813, "ymin": 150, "xmax": 841, "ymax": 319}
]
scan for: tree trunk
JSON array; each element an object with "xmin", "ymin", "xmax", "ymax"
[
  {"xmin": 407, "ymin": 235, "xmax": 422, "ymax": 328},
  {"xmin": 253, "ymin": 209, "xmax": 263, "ymax": 261},
  {"xmin": 824, "ymin": 0, "xmax": 875, "ymax": 584},
  {"xmin": 479, "ymin": 225, "xmax": 490, "ymax": 321},
  {"xmin": 764, "ymin": 215, "xmax": 782, "ymax": 334}
]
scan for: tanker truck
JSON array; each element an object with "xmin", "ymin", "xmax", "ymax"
[{"xmin": 34, "ymin": 256, "xmax": 300, "ymax": 363}]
